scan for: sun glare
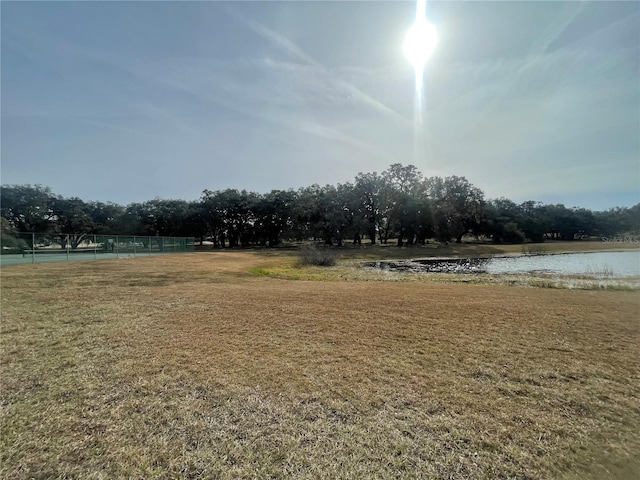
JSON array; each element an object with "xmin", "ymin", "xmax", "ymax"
[
  {"xmin": 405, "ymin": 0, "xmax": 437, "ymax": 166},
  {"xmin": 404, "ymin": 0, "xmax": 437, "ymax": 92},
  {"xmin": 404, "ymin": 17, "xmax": 437, "ymax": 70}
]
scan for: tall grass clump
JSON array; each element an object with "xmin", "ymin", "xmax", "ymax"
[
  {"xmin": 298, "ymin": 244, "xmax": 338, "ymax": 266},
  {"xmin": 585, "ymin": 264, "xmax": 615, "ymax": 278}
]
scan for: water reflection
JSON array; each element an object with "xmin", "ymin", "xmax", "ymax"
[
  {"xmin": 367, "ymin": 258, "xmax": 490, "ymax": 274},
  {"xmin": 366, "ymin": 251, "xmax": 640, "ymax": 278}
]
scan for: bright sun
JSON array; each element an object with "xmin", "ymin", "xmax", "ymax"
[
  {"xmin": 404, "ymin": 18, "xmax": 438, "ymax": 70},
  {"xmin": 403, "ymin": 0, "xmax": 437, "ymax": 91}
]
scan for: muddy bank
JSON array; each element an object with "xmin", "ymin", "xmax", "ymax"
[{"xmin": 364, "ymin": 258, "xmax": 491, "ymax": 274}]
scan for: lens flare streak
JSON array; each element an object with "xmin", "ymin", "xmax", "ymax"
[{"xmin": 403, "ymin": 0, "xmax": 437, "ymax": 164}]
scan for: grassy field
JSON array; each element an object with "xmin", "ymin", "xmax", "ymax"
[{"xmin": 1, "ymin": 245, "xmax": 639, "ymax": 479}]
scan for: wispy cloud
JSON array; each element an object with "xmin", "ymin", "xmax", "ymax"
[
  {"xmin": 227, "ymin": 7, "xmax": 411, "ymax": 126},
  {"xmin": 232, "ymin": 12, "xmax": 320, "ymax": 68},
  {"xmin": 426, "ymin": 4, "xmax": 584, "ymax": 145},
  {"xmin": 132, "ymin": 102, "xmax": 209, "ymax": 142},
  {"xmin": 4, "ymin": 6, "xmax": 398, "ymax": 161},
  {"xmin": 67, "ymin": 116, "xmax": 158, "ymax": 140},
  {"xmin": 527, "ymin": 1, "xmax": 586, "ymax": 56},
  {"xmin": 126, "ymin": 57, "xmax": 388, "ymax": 157}
]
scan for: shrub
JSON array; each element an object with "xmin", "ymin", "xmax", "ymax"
[
  {"xmin": 298, "ymin": 244, "xmax": 338, "ymax": 266},
  {"xmin": 0, "ymin": 233, "xmax": 28, "ymax": 254}
]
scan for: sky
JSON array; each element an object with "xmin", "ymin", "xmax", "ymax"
[{"xmin": 1, "ymin": 0, "xmax": 639, "ymax": 211}]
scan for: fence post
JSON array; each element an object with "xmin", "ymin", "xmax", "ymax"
[
  {"xmin": 32, "ymin": 233, "xmax": 35, "ymax": 264},
  {"xmin": 66, "ymin": 235, "xmax": 70, "ymax": 261},
  {"xmin": 116, "ymin": 235, "xmax": 119, "ymax": 258},
  {"xmin": 94, "ymin": 235, "xmax": 97, "ymax": 261},
  {"xmin": 133, "ymin": 236, "xmax": 137, "ymax": 258}
]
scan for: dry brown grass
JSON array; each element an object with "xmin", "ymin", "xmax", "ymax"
[{"xmin": 1, "ymin": 251, "xmax": 639, "ymax": 479}]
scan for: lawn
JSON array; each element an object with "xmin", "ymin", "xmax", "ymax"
[{"xmin": 1, "ymin": 248, "xmax": 639, "ymax": 479}]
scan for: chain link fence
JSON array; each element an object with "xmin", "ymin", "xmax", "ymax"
[{"xmin": 0, "ymin": 233, "xmax": 195, "ymax": 266}]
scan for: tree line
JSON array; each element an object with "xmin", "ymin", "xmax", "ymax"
[{"xmin": 1, "ymin": 164, "xmax": 638, "ymax": 250}]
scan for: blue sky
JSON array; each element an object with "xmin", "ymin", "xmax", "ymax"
[{"xmin": 2, "ymin": 1, "xmax": 638, "ymax": 210}]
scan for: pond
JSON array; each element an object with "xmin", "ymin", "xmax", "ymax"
[{"xmin": 366, "ymin": 250, "xmax": 640, "ymax": 278}]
